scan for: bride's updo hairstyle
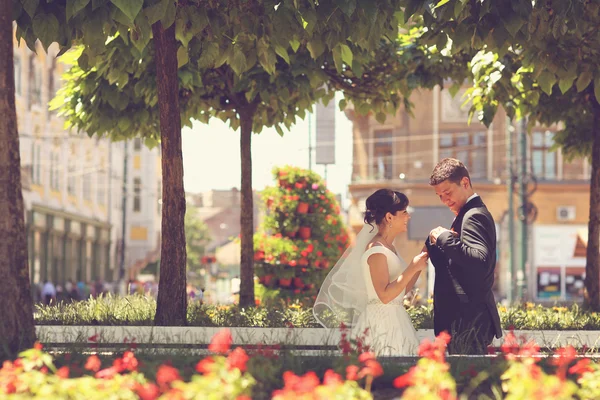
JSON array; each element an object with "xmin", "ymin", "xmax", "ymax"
[{"xmin": 364, "ymin": 189, "xmax": 409, "ymax": 230}]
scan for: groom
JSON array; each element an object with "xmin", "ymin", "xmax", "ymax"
[{"xmin": 424, "ymin": 158, "xmax": 502, "ymax": 354}]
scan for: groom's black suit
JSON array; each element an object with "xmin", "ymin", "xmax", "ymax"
[{"xmin": 425, "ymin": 196, "xmax": 502, "ymax": 354}]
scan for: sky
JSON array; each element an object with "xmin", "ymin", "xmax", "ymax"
[{"xmin": 181, "ymin": 99, "xmax": 354, "ymax": 205}]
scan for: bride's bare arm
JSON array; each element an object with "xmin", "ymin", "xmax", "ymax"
[
  {"xmin": 405, "ymin": 271, "xmax": 421, "ymax": 294},
  {"xmin": 368, "ymin": 253, "xmax": 423, "ymax": 304}
]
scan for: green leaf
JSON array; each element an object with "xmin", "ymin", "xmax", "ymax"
[
  {"xmin": 336, "ymin": 0, "xmax": 356, "ymax": 16},
  {"xmin": 338, "ymin": 98, "xmax": 347, "ymax": 112},
  {"xmin": 66, "ymin": 0, "xmax": 90, "ymax": 20},
  {"xmin": 179, "ymin": 70, "xmax": 193, "ymax": 87},
  {"xmin": 32, "ymin": 12, "xmax": 60, "ymax": 51},
  {"xmin": 339, "ymin": 44, "xmax": 353, "ymax": 67},
  {"xmin": 306, "ymin": 39, "xmax": 325, "ymax": 59},
  {"xmin": 375, "ymin": 112, "xmax": 386, "ymax": 124},
  {"xmin": 537, "ymin": 71, "xmax": 556, "ymax": 95},
  {"xmin": 576, "ymin": 71, "xmax": 592, "ymax": 92},
  {"xmin": 274, "ymin": 45, "xmax": 290, "ymax": 64},
  {"xmin": 21, "ymin": 0, "xmax": 39, "ymax": 18},
  {"xmin": 289, "ymin": 38, "xmax": 300, "ymax": 53},
  {"xmin": 110, "ymin": 0, "xmax": 143, "ymax": 23},
  {"xmin": 558, "ymin": 77, "xmax": 574, "ymax": 94},
  {"xmin": 448, "ymin": 83, "xmax": 461, "ymax": 97},
  {"xmin": 177, "ymin": 46, "xmax": 189, "ymax": 68},
  {"xmin": 435, "ymin": 0, "xmax": 451, "ymax": 8},
  {"xmin": 230, "ymin": 45, "xmax": 247, "ymax": 75},
  {"xmin": 160, "ymin": 0, "xmax": 177, "ymax": 29},
  {"xmin": 502, "ymin": 13, "xmax": 524, "ymax": 37},
  {"xmin": 595, "ymin": 78, "xmax": 600, "ymax": 106},
  {"xmin": 332, "ymin": 46, "xmax": 343, "ymax": 74},
  {"xmin": 143, "ymin": 0, "xmax": 169, "ymax": 25}
]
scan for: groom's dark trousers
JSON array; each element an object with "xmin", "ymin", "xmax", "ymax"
[{"xmin": 425, "ymin": 196, "xmax": 502, "ymax": 354}]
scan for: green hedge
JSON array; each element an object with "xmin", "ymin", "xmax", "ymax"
[{"xmin": 34, "ymin": 295, "xmax": 600, "ymax": 331}]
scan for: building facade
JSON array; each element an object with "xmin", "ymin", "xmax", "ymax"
[
  {"xmin": 346, "ymin": 86, "xmax": 591, "ymax": 302},
  {"xmin": 13, "ymin": 34, "xmax": 161, "ymax": 290}
]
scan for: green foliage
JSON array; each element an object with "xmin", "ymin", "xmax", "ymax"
[
  {"xmin": 33, "ymin": 295, "xmax": 600, "ymax": 332},
  {"xmin": 253, "ymin": 166, "xmax": 349, "ymax": 303},
  {"xmin": 408, "ymin": 0, "xmax": 600, "ymax": 151}
]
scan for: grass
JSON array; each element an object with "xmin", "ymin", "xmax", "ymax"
[{"xmin": 34, "ymin": 294, "xmax": 600, "ymax": 331}]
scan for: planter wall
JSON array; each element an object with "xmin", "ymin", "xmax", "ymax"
[{"xmin": 36, "ymin": 326, "xmax": 600, "ymax": 350}]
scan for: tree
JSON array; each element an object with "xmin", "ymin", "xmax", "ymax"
[
  {"xmin": 52, "ymin": 1, "xmax": 466, "ymax": 308},
  {"xmin": 254, "ymin": 166, "xmax": 349, "ymax": 305},
  {"xmin": 0, "ymin": 0, "xmax": 36, "ymax": 358},
  {"xmin": 185, "ymin": 207, "xmax": 211, "ymax": 274},
  {"xmin": 402, "ymin": 0, "xmax": 600, "ymax": 309}
]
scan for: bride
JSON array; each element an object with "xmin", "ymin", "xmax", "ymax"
[{"xmin": 313, "ymin": 189, "xmax": 428, "ymax": 356}]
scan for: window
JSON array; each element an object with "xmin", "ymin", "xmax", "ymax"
[
  {"xmin": 83, "ymin": 151, "xmax": 92, "ymax": 201},
  {"xmin": 14, "ymin": 53, "xmax": 22, "ymax": 96},
  {"xmin": 531, "ymin": 130, "xmax": 557, "ymax": 180},
  {"xmin": 67, "ymin": 146, "xmax": 77, "ymax": 196},
  {"xmin": 133, "ymin": 177, "xmax": 142, "ymax": 212},
  {"xmin": 439, "ymin": 131, "xmax": 487, "ymax": 179},
  {"xmin": 48, "ymin": 57, "xmax": 60, "ymax": 114},
  {"xmin": 31, "ymin": 142, "xmax": 42, "ymax": 185},
  {"xmin": 50, "ymin": 148, "xmax": 60, "ymax": 191},
  {"xmin": 372, "ymin": 129, "xmax": 393, "ymax": 180},
  {"xmin": 97, "ymin": 157, "xmax": 106, "ymax": 205},
  {"xmin": 134, "ymin": 138, "xmax": 142, "ymax": 151},
  {"xmin": 28, "ymin": 54, "xmax": 42, "ymax": 108}
]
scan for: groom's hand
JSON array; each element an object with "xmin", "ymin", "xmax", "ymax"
[{"xmin": 429, "ymin": 226, "xmax": 456, "ymax": 244}]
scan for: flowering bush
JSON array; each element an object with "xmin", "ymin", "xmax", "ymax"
[
  {"xmin": 393, "ymin": 332, "xmax": 457, "ymax": 400},
  {"xmin": 254, "ymin": 165, "xmax": 349, "ymax": 303},
  {"xmin": 1, "ymin": 330, "xmax": 255, "ymax": 400},
  {"xmin": 3, "ymin": 327, "xmax": 600, "ymax": 399}
]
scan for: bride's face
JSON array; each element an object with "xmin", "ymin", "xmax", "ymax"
[{"xmin": 388, "ymin": 209, "xmax": 410, "ymax": 234}]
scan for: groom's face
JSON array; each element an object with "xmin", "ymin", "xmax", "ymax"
[{"xmin": 433, "ymin": 178, "xmax": 471, "ymax": 215}]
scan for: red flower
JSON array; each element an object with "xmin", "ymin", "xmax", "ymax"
[
  {"xmin": 208, "ymin": 329, "xmax": 233, "ymax": 354},
  {"xmin": 323, "ymin": 369, "xmax": 343, "ymax": 386},
  {"xmin": 551, "ymin": 346, "xmax": 577, "ymax": 367},
  {"xmin": 135, "ymin": 383, "xmax": 160, "ymax": 400},
  {"xmin": 122, "ymin": 351, "xmax": 139, "ymax": 371},
  {"xmin": 360, "ymin": 360, "xmax": 383, "ymax": 378},
  {"xmin": 227, "ymin": 347, "xmax": 249, "ymax": 372},
  {"xmin": 346, "ymin": 365, "xmax": 359, "ymax": 380},
  {"xmin": 236, "ymin": 397, "xmax": 251, "ymax": 400},
  {"xmin": 281, "ymin": 371, "xmax": 320, "ymax": 394},
  {"xmin": 393, "ymin": 368, "xmax": 416, "ymax": 388},
  {"xmin": 56, "ymin": 366, "xmax": 69, "ymax": 379},
  {"xmin": 568, "ymin": 358, "xmax": 594, "ymax": 376},
  {"xmin": 195, "ymin": 357, "xmax": 215, "ymax": 374},
  {"xmin": 156, "ymin": 365, "xmax": 181, "ymax": 388},
  {"xmin": 34, "ymin": 342, "xmax": 43, "ymax": 350},
  {"xmin": 358, "ymin": 352, "xmax": 376, "ymax": 363},
  {"xmin": 85, "ymin": 355, "xmax": 102, "ymax": 372},
  {"xmin": 88, "ymin": 334, "xmax": 99, "ymax": 343}
]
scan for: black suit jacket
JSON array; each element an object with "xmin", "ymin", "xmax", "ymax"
[{"xmin": 425, "ymin": 196, "xmax": 502, "ymax": 339}]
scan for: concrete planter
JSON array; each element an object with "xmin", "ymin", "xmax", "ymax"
[{"xmin": 36, "ymin": 326, "xmax": 600, "ymax": 349}]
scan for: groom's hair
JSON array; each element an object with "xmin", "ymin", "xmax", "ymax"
[{"xmin": 429, "ymin": 158, "xmax": 472, "ymax": 187}]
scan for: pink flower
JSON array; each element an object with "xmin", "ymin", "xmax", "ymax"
[{"xmin": 311, "ymin": 183, "xmax": 319, "ymax": 190}]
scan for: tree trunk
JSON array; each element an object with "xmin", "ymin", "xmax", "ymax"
[
  {"xmin": 152, "ymin": 21, "xmax": 187, "ymax": 325},
  {"xmin": 584, "ymin": 100, "xmax": 600, "ymax": 310},
  {"xmin": 239, "ymin": 107, "xmax": 257, "ymax": 307},
  {"xmin": 0, "ymin": 0, "xmax": 36, "ymax": 358}
]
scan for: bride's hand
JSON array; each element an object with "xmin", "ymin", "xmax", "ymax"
[{"xmin": 412, "ymin": 251, "xmax": 429, "ymax": 270}]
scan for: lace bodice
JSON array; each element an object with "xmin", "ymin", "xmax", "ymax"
[{"xmin": 361, "ymin": 246, "xmax": 408, "ymax": 304}]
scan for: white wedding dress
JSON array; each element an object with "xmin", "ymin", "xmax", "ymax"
[{"xmin": 351, "ymin": 245, "xmax": 420, "ymax": 356}]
